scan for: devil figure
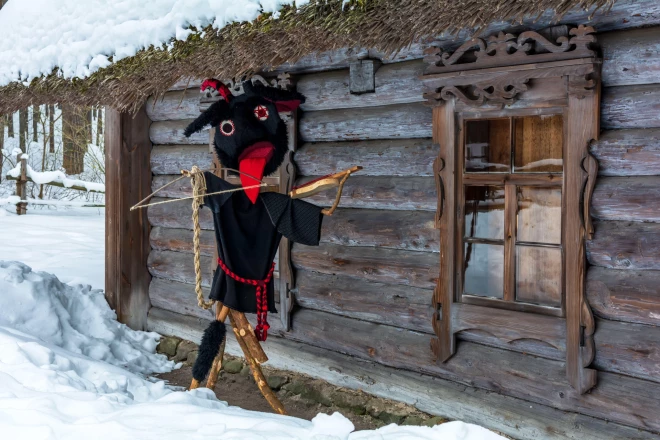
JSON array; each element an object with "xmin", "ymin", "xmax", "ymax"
[{"xmin": 184, "ymin": 79, "xmax": 329, "ymax": 384}]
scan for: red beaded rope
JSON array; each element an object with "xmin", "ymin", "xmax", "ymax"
[{"xmin": 217, "ymin": 258, "xmax": 276, "ymax": 341}]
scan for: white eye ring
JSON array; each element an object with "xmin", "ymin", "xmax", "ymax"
[
  {"xmin": 254, "ymin": 105, "xmax": 269, "ymax": 121},
  {"xmin": 219, "ymin": 120, "xmax": 235, "ymax": 136}
]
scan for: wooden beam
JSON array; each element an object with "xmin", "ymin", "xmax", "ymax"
[
  {"xmin": 295, "ymin": 138, "xmax": 438, "ymax": 177},
  {"xmin": 590, "ymin": 128, "xmax": 660, "ymax": 177},
  {"xmin": 147, "ymin": 306, "xmax": 660, "ymax": 440},
  {"xmin": 592, "ymin": 176, "xmax": 660, "ymax": 222},
  {"xmin": 601, "ymin": 84, "xmax": 660, "ymax": 130},
  {"xmin": 105, "ymin": 105, "xmax": 152, "ymax": 330},
  {"xmin": 587, "ymin": 221, "xmax": 660, "ymax": 270},
  {"xmin": 587, "ymin": 267, "xmax": 660, "ymax": 327},
  {"xmin": 291, "ymin": 243, "xmax": 438, "ymax": 289}
]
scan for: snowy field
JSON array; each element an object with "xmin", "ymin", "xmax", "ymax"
[{"xmin": 0, "ymin": 208, "xmax": 105, "ymax": 288}]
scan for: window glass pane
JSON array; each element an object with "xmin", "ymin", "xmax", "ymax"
[
  {"xmin": 516, "ymin": 246, "xmax": 562, "ymax": 307},
  {"xmin": 513, "ymin": 115, "xmax": 563, "ymax": 173},
  {"xmin": 463, "ymin": 243, "xmax": 504, "ymax": 299},
  {"xmin": 517, "ymin": 186, "xmax": 562, "ymax": 244},
  {"xmin": 465, "ymin": 186, "xmax": 505, "ymax": 240},
  {"xmin": 465, "ymin": 119, "xmax": 511, "ymax": 173}
]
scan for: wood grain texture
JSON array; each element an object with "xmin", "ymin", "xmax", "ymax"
[
  {"xmin": 104, "ymin": 105, "xmax": 152, "ymax": 331},
  {"xmin": 592, "ymin": 177, "xmax": 660, "ymax": 222},
  {"xmin": 600, "ymin": 27, "xmax": 660, "ymax": 87},
  {"xmin": 587, "ymin": 221, "xmax": 660, "ymax": 270},
  {"xmin": 150, "ymin": 120, "xmax": 208, "ymax": 145},
  {"xmin": 587, "ymin": 267, "xmax": 660, "ymax": 327},
  {"xmin": 297, "ymin": 60, "xmax": 425, "ymax": 112},
  {"xmin": 284, "ymin": 309, "xmax": 660, "ymax": 433},
  {"xmin": 147, "ymin": 197, "xmax": 213, "ymax": 229},
  {"xmin": 148, "ymin": 307, "xmax": 660, "ymax": 440},
  {"xmin": 295, "ymin": 270, "xmax": 433, "ymax": 334},
  {"xmin": 321, "ymin": 208, "xmax": 438, "ymax": 252},
  {"xmin": 295, "ymin": 138, "xmax": 437, "ymax": 177},
  {"xmin": 299, "ymin": 103, "xmax": 432, "ymax": 142},
  {"xmin": 149, "ymin": 277, "xmax": 215, "ymax": 321},
  {"xmin": 601, "ymin": 84, "xmax": 660, "ymax": 129},
  {"xmin": 151, "ymin": 145, "xmax": 214, "ymax": 174},
  {"xmin": 152, "ymin": 175, "xmax": 195, "ymax": 198},
  {"xmin": 148, "ymin": 249, "xmax": 214, "ymax": 287},
  {"xmin": 590, "ymin": 128, "xmax": 660, "ymax": 176},
  {"xmin": 150, "ymin": 226, "xmax": 216, "ymax": 256},
  {"xmin": 297, "ymin": 176, "xmax": 436, "ymax": 211},
  {"xmin": 593, "ymin": 318, "xmax": 660, "ymax": 383},
  {"xmin": 291, "ymin": 243, "xmax": 438, "ymax": 289}
]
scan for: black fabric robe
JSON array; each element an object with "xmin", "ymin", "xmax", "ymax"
[{"xmin": 202, "ymin": 171, "xmax": 323, "ymax": 313}]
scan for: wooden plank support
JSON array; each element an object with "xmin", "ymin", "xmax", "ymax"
[
  {"xmin": 105, "ymin": 105, "xmax": 152, "ymax": 330},
  {"xmin": 148, "ymin": 306, "xmax": 660, "ymax": 440}
]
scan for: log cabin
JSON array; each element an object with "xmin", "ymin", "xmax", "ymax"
[{"xmin": 1, "ymin": 0, "xmax": 659, "ymax": 438}]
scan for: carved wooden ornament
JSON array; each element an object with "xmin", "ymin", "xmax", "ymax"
[{"xmin": 424, "ymin": 25, "xmax": 601, "ymax": 394}]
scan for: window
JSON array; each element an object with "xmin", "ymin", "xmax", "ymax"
[
  {"xmin": 423, "ymin": 25, "xmax": 601, "ymax": 394},
  {"xmin": 460, "ymin": 116, "xmax": 564, "ymax": 315}
]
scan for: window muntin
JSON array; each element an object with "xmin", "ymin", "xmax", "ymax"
[{"xmin": 460, "ymin": 114, "xmax": 564, "ymax": 314}]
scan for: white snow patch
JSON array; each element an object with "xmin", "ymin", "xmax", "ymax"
[
  {"xmin": 0, "ymin": 0, "xmax": 306, "ymax": 86},
  {"xmin": 0, "ymin": 209, "xmax": 104, "ymax": 288},
  {"xmin": 0, "ymin": 261, "xmax": 173, "ymax": 375},
  {"xmin": 7, "ymin": 162, "xmax": 105, "ymax": 192}
]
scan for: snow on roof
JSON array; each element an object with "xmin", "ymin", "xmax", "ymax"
[{"xmin": 0, "ymin": 0, "xmax": 303, "ymax": 87}]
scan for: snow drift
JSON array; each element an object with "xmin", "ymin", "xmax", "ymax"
[{"xmin": 0, "ymin": 261, "xmax": 504, "ymax": 439}]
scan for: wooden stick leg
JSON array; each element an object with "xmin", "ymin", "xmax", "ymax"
[
  {"xmin": 190, "ymin": 305, "xmax": 231, "ymax": 390},
  {"xmin": 229, "ymin": 314, "xmax": 286, "ymax": 415},
  {"xmin": 205, "ymin": 337, "xmax": 226, "ymax": 390},
  {"xmin": 229, "ymin": 310, "xmax": 268, "ymax": 364}
]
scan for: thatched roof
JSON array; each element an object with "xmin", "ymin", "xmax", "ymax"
[{"xmin": 0, "ymin": 0, "xmax": 615, "ymax": 114}]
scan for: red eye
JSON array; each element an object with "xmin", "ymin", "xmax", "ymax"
[
  {"xmin": 219, "ymin": 120, "xmax": 235, "ymax": 136},
  {"xmin": 254, "ymin": 105, "xmax": 269, "ymax": 121}
]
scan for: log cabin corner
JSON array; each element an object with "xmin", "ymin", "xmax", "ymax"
[{"xmin": 1, "ymin": 1, "xmax": 659, "ymax": 438}]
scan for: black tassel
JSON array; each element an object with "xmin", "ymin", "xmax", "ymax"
[{"xmin": 192, "ymin": 320, "xmax": 226, "ymax": 382}]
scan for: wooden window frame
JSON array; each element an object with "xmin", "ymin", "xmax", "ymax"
[{"xmin": 422, "ymin": 25, "xmax": 601, "ymax": 393}]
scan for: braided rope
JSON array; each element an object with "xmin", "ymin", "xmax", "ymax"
[{"xmin": 190, "ymin": 166, "xmax": 215, "ymax": 310}]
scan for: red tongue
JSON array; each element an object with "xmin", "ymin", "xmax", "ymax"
[{"xmin": 239, "ymin": 142, "xmax": 274, "ymax": 203}]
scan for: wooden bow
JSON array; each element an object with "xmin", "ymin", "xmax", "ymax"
[{"xmin": 289, "ymin": 166, "xmax": 362, "ymax": 216}]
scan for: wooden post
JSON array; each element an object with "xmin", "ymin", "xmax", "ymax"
[
  {"xmin": 105, "ymin": 105, "xmax": 152, "ymax": 330},
  {"xmin": 15, "ymin": 153, "xmax": 27, "ymax": 215},
  {"xmin": 229, "ymin": 313, "xmax": 286, "ymax": 415}
]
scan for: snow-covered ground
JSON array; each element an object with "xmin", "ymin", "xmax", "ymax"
[
  {"xmin": 0, "ymin": 260, "xmax": 505, "ymax": 439},
  {"xmin": 0, "ymin": 208, "xmax": 104, "ymax": 288}
]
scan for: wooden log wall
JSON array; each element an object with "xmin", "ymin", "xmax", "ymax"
[{"xmin": 145, "ymin": 21, "xmax": 660, "ymax": 436}]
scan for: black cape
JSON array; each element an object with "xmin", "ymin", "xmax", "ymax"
[{"xmin": 202, "ymin": 171, "xmax": 323, "ymax": 313}]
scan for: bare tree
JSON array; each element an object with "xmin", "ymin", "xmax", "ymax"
[
  {"xmin": 19, "ymin": 109, "xmax": 27, "ymax": 152},
  {"xmin": 62, "ymin": 104, "xmax": 88, "ymax": 175},
  {"xmin": 32, "ymin": 105, "xmax": 40, "ymax": 142},
  {"xmin": 6, "ymin": 113, "xmax": 14, "ymax": 138},
  {"xmin": 96, "ymin": 106, "xmax": 103, "ymax": 145},
  {"xmin": 48, "ymin": 105, "xmax": 55, "ymax": 153}
]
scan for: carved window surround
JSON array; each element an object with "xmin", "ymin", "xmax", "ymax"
[{"xmin": 422, "ymin": 25, "xmax": 601, "ymax": 394}]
